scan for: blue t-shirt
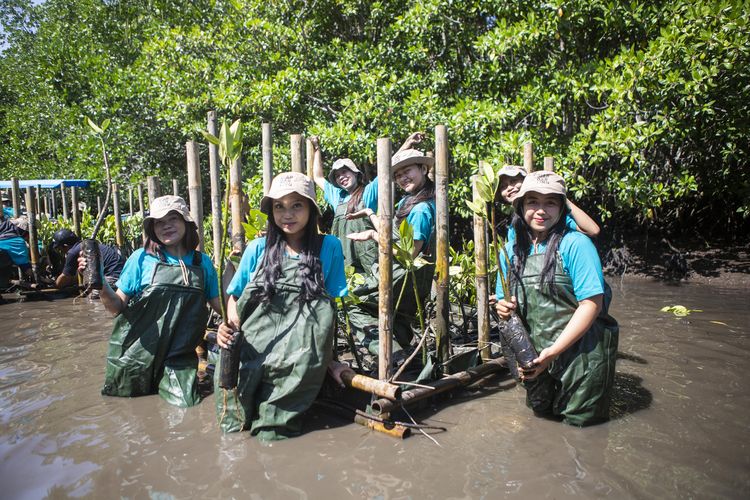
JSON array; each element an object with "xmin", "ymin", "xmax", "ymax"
[
  {"xmin": 2, "ymin": 207, "xmax": 14, "ymax": 218},
  {"xmin": 62, "ymin": 241, "xmax": 126, "ymax": 279},
  {"xmin": 0, "ymin": 236, "xmax": 30, "ymax": 267},
  {"xmin": 397, "ymin": 198, "xmax": 436, "ymax": 247},
  {"xmin": 227, "ymin": 235, "xmax": 347, "ymax": 298},
  {"xmin": 496, "ymin": 230, "xmax": 604, "ymax": 302},
  {"xmin": 506, "ymin": 213, "xmax": 577, "ymax": 244},
  {"xmin": 116, "ymin": 248, "xmax": 219, "ymax": 300},
  {"xmin": 323, "ymin": 178, "xmax": 378, "ymax": 212}
]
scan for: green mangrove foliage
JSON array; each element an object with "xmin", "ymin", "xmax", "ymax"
[{"xmin": 0, "ymin": 0, "xmax": 748, "ymax": 238}]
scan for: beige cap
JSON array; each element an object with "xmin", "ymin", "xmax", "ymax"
[
  {"xmin": 499, "ymin": 164, "xmax": 527, "ymax": 179},
  {"xmin": 513, "ymin": 171, "xmax": 567, "ymax": 207},
  {"xmin": 146, "ymin": 195, "xmax": 194, "ymax": 223},
  {"xmin": 328, "ymin": 158, "xmax": 362, "ymax": 187},
  {"xmin": 261, "ymin": 172, "xmax": 321, "ymax": 215},
  {"xmin": 391, "ymin": 149, "xmax": 435, "ymax": 173}
]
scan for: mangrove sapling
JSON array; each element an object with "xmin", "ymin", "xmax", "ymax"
[
  {"xmin": 202, "ymin": 118, "xmax": 244, "ymax": 391},
  {"xmin": 81, "ymin": 117, "xmax": 114, "ymax": 291},
  {"xmin": 466, "ymin": 162, "xmax": 537, "ymax": 376},
  {"xmin": 393, "ymin": 220, "xmax": 432, "ymax": 367}
]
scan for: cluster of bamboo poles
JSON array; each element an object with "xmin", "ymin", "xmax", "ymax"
[{"xmin": 4, "ymin": 114, "xmax": 558, "ymax": 435}]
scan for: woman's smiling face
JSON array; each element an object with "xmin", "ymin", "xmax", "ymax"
[
  {"xmin": 153, "ymin": 212, "xmax": 186, "ymax": 249},
  {"xmin": 272, "ymin": 192, "xmax": 311, "ymax": 239},
  {"xmin": 522, "ymin": 192, "xmax": 563, "ymax": 240},
  {"xmin": 394, "ymin": 164, "xmax": 427, "ymax": 193}
]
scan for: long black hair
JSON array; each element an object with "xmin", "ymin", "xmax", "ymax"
[
  {"xmin": 253, "ymin": 198, "xmax": 326, "ymax": 304},
  {"xmin": 394, "ymin": 167, "xmax": 435, "ymax": 225},
  {"xmin": 510, "ymin": 194, "xmax": 570, "ymax": 294}
]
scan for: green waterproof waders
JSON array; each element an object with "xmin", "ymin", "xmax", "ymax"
[
  {"xmin": 215, "ymin": 257, "xmax": 336, "ymax": 440},
  {"xmin": 513, "ymin": 252, "xmax": 619, "ymax": 426},
  {"xmin": 331, "ymin": 199, "xmax": 379, "ymax": 276},
  {"xmin": 102, "ymin": 253, "xmax": 209, "ymax": 407},
  {"xmin": 346, "ymin": 225, "xmax": 435, "ymax": 354}
]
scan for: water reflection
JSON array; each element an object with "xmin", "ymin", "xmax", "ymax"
[{"xmin": 0, "ymin": 278, "xmax": 748, "ymax": 498}]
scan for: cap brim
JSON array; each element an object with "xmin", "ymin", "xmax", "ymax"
[{"xmin": 392, "ymin": 156, "xmax": 435, "ymax": 172}]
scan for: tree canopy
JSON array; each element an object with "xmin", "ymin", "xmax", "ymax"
[{"xmin": 1, "ymin": 0, "xmax": 748, "ymax": 238}]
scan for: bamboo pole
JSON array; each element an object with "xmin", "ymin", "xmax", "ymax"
[
  {"xmin": 137, "ymin": 183, "xmax": 145, "ymax": 214},
  {"xmin": 434, "ymin": 125, "xmax": 450, "ymax": 365},
  {"xmin": 35, "ymin": 184, "xmax": 42, "ymax": 216},
  {"xmin": 147, "ymin": 176, "xmax": 160, "ymax": 208},
  {"xmin": 112, "ymin": 182, "xmax": 124, "ymax": 247},
  {"xmin": 370, "ymin": 358, "xmax": 512, "ymax": 415},
  {"xmin": 377, "ymin": 137, "xmax": 394, "ymax": 381},
  {"xmin": 172, "ymin": 178, "xmax": 179, "ymax": 197},
  {"xmin": 290, "ymin": 133, "xmax": 304, "ymax": 173},
  {"xmin": 340, "ymin": 369, "xmax": 402, "ymax": 400},
  {"xmin": 544, "ymin": 156, "xmax": 554, "ymax": 171},
  {"xmin": 128, "ymin": 187, "xmax": 134, "ymax": 216},
  {"xmin": 353, "ymin": 415, "xmax": 410, "ymax": 439},
  {"xmin": 524, "ymin": 141, "xmax": 534, "ymax": 172},
  {"xmin": 97, "ymin": 196, "xmax": 102, "ymax": 217},
  {"xmin": 186, "ymin": 140, "xmax": 204, "ymax": 252},
  {"xmin": 10, "ymin": 177, "xmax": 21, "ymax": 217},
  {"xmin": 473, "ymin": 174, "xmax": 491, "ymax": 361},
  {"xmin": 71, "ymin": 186, "xmax": 81, "ymax": 237},
  {"xmin": 208, "ymin": 111, "xmax": 223, "ymax": 265},
  {"xmin": 43, "ymin": 195, "xmax": 49, "ymax": 218},
  {"xmin": 306, "ymin": 138, "xmax": 315, "ymax": 178},
  {"xmin": 50, "ymin": 187, "xmax": 57, "ymax": 218},
  {"xmin": 230, "ymin": 157, "xmax": 244, "ymax": 254},
  {"xmin": 262, "ymin": 122, "xmax": 273, "ymax": 195},
  {"xmin": 60, "ymin": 181, "xmax": 69, "ymax": 221},
  {"xmin": 24, "ymin": 187, "xmax": 39, "ymax": 280}
]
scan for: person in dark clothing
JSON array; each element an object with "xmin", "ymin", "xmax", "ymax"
[{"xmin": 52, "ymin": 229, "xmax": 125, "ymax": 289}]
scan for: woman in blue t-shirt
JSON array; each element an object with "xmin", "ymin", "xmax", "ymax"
[
  {"xmin": 495, "ymin": 171, "xmax": 618, "ymax": 426},
  {"xmin": 345, "ymin": 148, "xmax": 437, "ymax": 354},
  {"xmin": 78, "ymin": 195, "xmax": 221, "ymax": 407},
  {"xmin": 214, "ymin": 172, "xmax": 347, "ymax": 439}
]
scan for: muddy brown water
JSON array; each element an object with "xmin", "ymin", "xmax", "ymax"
[{"xmin": 1, "ymin": 277, "xmax": 748, "ymax": 499}]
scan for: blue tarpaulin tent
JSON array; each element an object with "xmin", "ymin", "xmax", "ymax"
[{"xmin": 0, "ymin": 179, "xmax": 92, "ymax": 189}]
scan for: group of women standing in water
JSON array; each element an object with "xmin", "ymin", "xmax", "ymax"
[{"xmin": 77, "ymin": 131, "xmax": 618, "ymax": 439}]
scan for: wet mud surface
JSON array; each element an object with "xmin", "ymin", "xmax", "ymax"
[{"xmin": 1, "ymin": 277, "xmax": 748, "ymax": 498}]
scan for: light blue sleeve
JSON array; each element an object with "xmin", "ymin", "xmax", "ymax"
[
  {"xmin": 321, "ymin": 235, "xmax": 348, "ymax": 298},
  {"xmin": 323, "ymin": 180, "xmax": 345, "ymax": 208},
  {"xmin": 227, "ymin": 238, "xmax": 266, "ymax": 297},
  {"xmin": 200, "ymin": 253, "xmax": 220, "ymax": 300},
  {"xmin": 362, "ymin": 177, "xmax": 379, "ymax": 212},
  {"xmin": 565, "ymin": 213, "xmax": 578, "ymax": 231},
  {"xmin": 559, "ymin": 232, "xmax": 604, "ymax": 301},
  {"xmin": 405, "ymin": 200, "xmax": 435, "ymax": 244},
  {"xmin": 115, "ymin": 249, "xmax": 148, "ymax": 297},
  {"xmin": 495, "ymin": 242, "xmax": 514, "ymax": 299}
]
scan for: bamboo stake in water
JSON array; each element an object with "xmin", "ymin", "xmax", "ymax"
[
  {"xmin": 186, "ymin": 140, "xmax": 204, "ymax": 252},
  {"xmin": 10, "ymin": 177, "xmax": 21, "ymax": 218},
  {"xmin": 524, "ymin": 141, "xmax": 534, "ymax": 172},
  {"xmin": 544, "ymin": 156, "xmax": 554, "ymax": 172},
  {"xmin": 434, "ymin": 124, "xmax": 450, "ymax": 365},
  {"xmin": 137, "ymin": 183, "xmax": 145, "ymax": 215},
  {"xmin": 24, "ymin": 187, "xmax": 39, "ymax": 281},
  {"xmin": 147, "ymin": 176, "xmax": 160, "ymax": 208},
  {"xmin": 472, "ymin": 174, "xmax": 490, "ymax": 361},
  {"xmin": 208, "ymin": 111, "xmax": 223, "ymax": 265},
  {"xmin": 71, "ymin": 186, "xmax": 81, "ymax": 237},
  {"xmin": 377, "ymin": 137, "xmax": 394, "ymax": 381},
  {"xmin": 60, "ymin": 181, "xmax": 69, "ymax": 221},
  {"xmin": 290, "ymin": 134, "xmax": 304, "ymax": 173},
  {"xmin": 172, "ymin": 178, "xmax": 179, "ymax": 196},
  {"xmin": 262, "ymin": 122, "xmax": 273, "ymax": 195},
  {"xmin": 112, "ymin": 182, "xmax": 124, "ymax": 247},
  {"xmin": 230, "ymin": 157, "xmax": 244, "ymax": 254}
]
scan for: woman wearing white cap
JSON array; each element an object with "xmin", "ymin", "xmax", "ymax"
[
  {"xmin": 214, "ymin": 172, "xmax": 347, "ymax": 439},
  {"xmin": 310, "ymin": 132, "xmax": 424, "ymax": 275},
  {"xmin": 345, "ymin": 147, "xmax": 437, "ymax": 354},
  {"xmin": 495, "ymin": 171, "xmax": 618, "ymax": 426},
  {"xmin": 79, "ymin": 195, "xmax": 221, "ymax": 407},
  {"xmin": 496, "ymin": 164, "xmax": 601, "ymax": 242}
]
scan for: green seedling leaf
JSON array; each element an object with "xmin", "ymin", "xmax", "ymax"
[
  {"xmin": 101, "ymin": 118, "xmax": 110, "ymax": 132},
  {"xmin": 465, "ymin": 199, "xmax": 486, "ymax": 216},
  {"xmin": 201, "ymin": 131, "xmax": 220, "ymax": 145},
  {"xmin": 660, "ymin": 305, "xmax": 702, "ymax": 317},
  {"xmin": 86, "ymin": 117, "xmax": 103, "ymax": 135}
]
